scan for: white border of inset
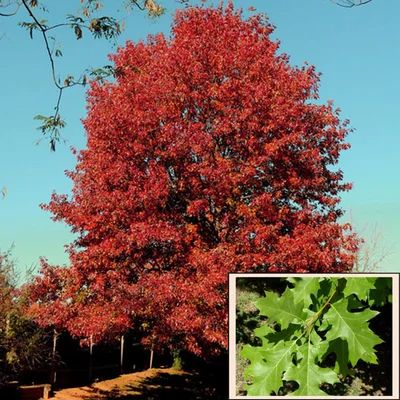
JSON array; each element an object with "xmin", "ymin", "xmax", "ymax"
[{"xmin": 229, "ymin": 273, "xmax": 399, "ymax": 399}]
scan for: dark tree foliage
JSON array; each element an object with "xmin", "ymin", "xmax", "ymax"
[{"xmin": 0, "ymin": 249, "xmax": 52, "ymax": 385}]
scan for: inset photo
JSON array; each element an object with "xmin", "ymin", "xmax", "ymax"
[{"xmin": 229, "ymin": 274, "xmax": 399, "ymax": 399}]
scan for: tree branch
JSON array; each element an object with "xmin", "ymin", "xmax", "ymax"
[
  {"xmin": 2, "ymin": 1, "xmax": 168, "ymax": 150},
  {"xmin": 19, "ymin": 0, "xmax": 90, "ymax": 149},
  {"xmin": 330, "ymin": 0, "xmax": 373, "ymax": 7},
  {"xmin": 21, "ymin": 0, "xmax": 60, "ymax": 88},
  {"xmin": 131, "ymin": 0, "xmax": 145, "ymax": 11},
  {"xmin": 0, "ymin": 2, "xmax": 20, "ymax": 16},
  {"xmin": 44, "ymin": 22, "xmax": 89, "ymax": 33}
]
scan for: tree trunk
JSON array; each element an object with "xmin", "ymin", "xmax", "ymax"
[
  {"xmin": 120, "ymin": 335, "xmax": 125, "ymax": 374},
  {"xmin": 149, "ymin": 344, "xmax": 154, "ymax": 369},
  {"xmin": 51, "ymin": 329, "xmax": 58, "ymax": 385},
  {"xmin": 89, "ymin": 335, "xmax": 93, "ymax": 382}
]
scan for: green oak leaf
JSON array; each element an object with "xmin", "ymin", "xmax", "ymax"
[
  {"xmin": 288, "ymin": 277, "xmax": 320, "ymax": 308},
  {"xmin": 266, "ymin": 323, "xmax": 302, "ymax": 345},
  {"xmin": 323, "ymin": 297, "xmax": 383, "ymax": 366},
  {"xmin": 241, "ymin": 343, "xmax": 270, "ymax": 365},
  {"xmin": 369, "ymin": 277, "xmax": 392, "ymax": 307},
  {"xmin": 254, "ymin": 324, "xmax": 275, "ymax": 347},
  {"xmin": 343, "ymin": 277, "xmax": 376, "ymax": 301},
  {"xmin": 316, "ymin": 277, "xmax": 341, "ymax": 308},
  {"xmin": 241, "ymin": 278, "xmax": 386, "ymax": 396},
  {"xmin": 312, "ymin": 330, "xmax": 330, "ymax": 363},
  {"xmin": 254, "ymin": 323, "xmax": 275, "ymax": 338},
  {"xmin": 256, "ymin": 287, "xmax": 307, "ymax": 329},
  {"xmin": 318, "ymin": 317, "xmax": 330, "ymax": 331},
  {"xmin": 284, "ymin": 332, "xmax": 339, "ymax": 396},
  {"xmin": 243, "ymin": 339, "xmax": 297, "ymax": 395}
]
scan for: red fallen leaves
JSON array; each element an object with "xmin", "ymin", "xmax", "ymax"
[{"xmin": 25, "ymin": 4, "xmax": 359, "ymax": 356}]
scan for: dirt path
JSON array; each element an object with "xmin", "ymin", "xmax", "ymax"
[{"xmin": 50, "ymin": 368, "xmax": 194, "ymax": 400}]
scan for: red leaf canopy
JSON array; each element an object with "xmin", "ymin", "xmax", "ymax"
[{"xmin": 27, "ymin": 4, "xmax": 358, "ymax": 356}]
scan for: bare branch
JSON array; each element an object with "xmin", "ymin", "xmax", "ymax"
[
  {"xmin": 19, "ymin": 0, "xmax": 90, "ymax": 149},
  {"xmin": 21, "ymin": 0, "xmax": 60, "ymax": 88},
  {"xmin": 0, "ymin": 1, "xmax": 20, "ymax": 16},
  {"xmin": 44, "ymin": 22, "xmax": 89, "ymax": 33},
  {"xmin": 352, "ymin": 224, "xmax": 393, "ymax": 272},
  {"xmin": 130, "ymin": 0, "xmax": 145, "ymax": 11},
  {"xmin": 330, "ymin": 0, "xmax": 373, "ymax": 7}
]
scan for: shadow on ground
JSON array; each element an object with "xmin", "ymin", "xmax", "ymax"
[
  {"xmin": 53, "ymin": 367, "xmax": 228, "ymax": 400},
  {"xmin": 116, "ymin": 372, "xmax": 221, "ymax": 399}
]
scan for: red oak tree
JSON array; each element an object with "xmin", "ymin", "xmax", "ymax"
[{"xmin": 26, "ymin": 4, "xmax": 358, "ymax": 356}]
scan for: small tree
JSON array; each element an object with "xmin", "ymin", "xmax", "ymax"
[
  {"xmin": 0, "ymin": 250, "xmax": 52, "ymax": 384},
  {"xmin": 352, "ymin": 226, "xmax": 391, "ymax": 272},
  {"xmin": 27, "ymin": 4, "xmax": 359, "ymax": 357}
]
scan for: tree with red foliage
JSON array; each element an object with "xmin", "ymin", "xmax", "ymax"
[{"xmin": 26, "ymin": 4, "xmax": 358, "ymax": 356}]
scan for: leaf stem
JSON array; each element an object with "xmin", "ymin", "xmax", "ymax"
[{"xmin": 304, "ymin": 282, "xmax": 338, "ymax": 335}]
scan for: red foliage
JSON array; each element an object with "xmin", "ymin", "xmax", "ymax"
[{"xmin": 26, "ymin": 4, "xmax": 358, "ymax": 355}]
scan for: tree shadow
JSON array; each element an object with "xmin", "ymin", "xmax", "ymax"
[
  {"xmin": 121, "ymin": 371, "xmax": 226, "ymax": 400},
  {"xmin": 55, "ymin": 370, "xmax": 227, "ymax": 400}
]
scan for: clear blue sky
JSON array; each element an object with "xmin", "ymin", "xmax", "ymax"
[{"xmin": 1, "ymin": 0, "xmax": 399, "ymax": 278}]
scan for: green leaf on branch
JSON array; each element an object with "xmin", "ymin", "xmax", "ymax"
[
  {"xmin": 243, "ymin": 339, "xmax": 298, "ymax": 395},
  {"xmin": 323, "ymin": 297, "xmax": 383, "ymax": 366},
  {"xmin": 343, "ymin": 277, "xmax": 376, "ymax": 301},
  {"xmin": 34, "ymin": 114, "xmax": 66, "ymax": 151},
  {"xmin": 256, "ymin": 287, "xmax": 307, "ymax": 329},
  {"xmin": 19, "ymin": 21, "xmax": 42, "ymax": 39},
  {"xmin": 89, "ymin": 65, "xmax": 116, "ymax": 81},
  {"xmin": 253, "ymin": 323, "xmax": 275, "ymax": 346},
  {"xmin": 283, "ymin": 332, "xmax": 339, "ymax": 396},
  {"xmin": 288, "ymin": 277, "xmax": 320, "ymax": 308},
  {"xmin": 265, "ymin": 323, "xmax": 302, "ymax": 345},
  {"xmin": 241, "ymin": 277, "xmax": 387, "ymax": 396},
  {"xmin": 89, "ymin": 16, "xmax": 121, "ymax": 40}
]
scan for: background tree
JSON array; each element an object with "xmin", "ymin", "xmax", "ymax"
[
  {"xmin": 26, "ymin": 4, "xmax": 359, "ymax": 357},
  {"xmin": 0, "ymin": 249, "xmax": 52, "ymax": 385},
  {"xmin": 352, "ymin": 226, "xmax": 391, "ymax": 272}
]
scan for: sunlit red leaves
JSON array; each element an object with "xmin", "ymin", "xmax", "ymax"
[{"xmin": 27, "ymin": 4, "xmax": 358, "ymax": 356}]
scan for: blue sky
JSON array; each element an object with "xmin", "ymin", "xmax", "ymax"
[{"xmin": 0, "ymin": 0, "xmax": 399, "ymax": 278}]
